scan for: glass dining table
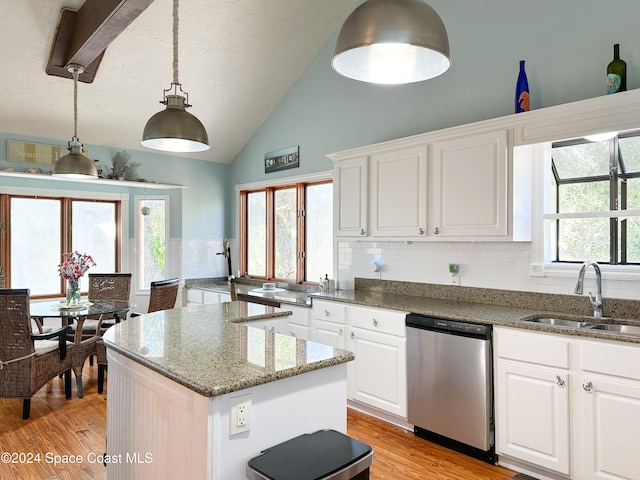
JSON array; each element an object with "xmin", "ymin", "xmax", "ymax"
[{"xmin": 30, "ymin": 299, "xmax": 134, "ymax": 398}]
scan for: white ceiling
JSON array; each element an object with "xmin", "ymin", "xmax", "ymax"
[{"xmin": 0, "ymin": 0, "xmax": 359, "ymax": 164}]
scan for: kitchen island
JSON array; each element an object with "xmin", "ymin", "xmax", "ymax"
[{"xmin": 102, "ymin": 301, "xmax": 354, "ymax": 480}]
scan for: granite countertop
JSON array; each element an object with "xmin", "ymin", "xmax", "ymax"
[
  {"xmin": 102, "ymin": 301, "xmax": 354, "ymax": 397},
  {"xmin": 185, "ymin": 278, "xmax": 314, "ymax": 307},
  {"xmin": 184, "ymin": 277, "xmax": 640, "ymax": 345},
  {"xmin": 310, "ymin": 284, "xmax": 640, "ymax": 345}
]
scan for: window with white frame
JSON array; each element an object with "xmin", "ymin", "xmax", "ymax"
[
  {"xmin": 546, "ymin": 131, "xmax": 640, "ymax": 265},
  {"xmin": 137, "ymin": 196, "xmax": 169, "ymax": 290}
]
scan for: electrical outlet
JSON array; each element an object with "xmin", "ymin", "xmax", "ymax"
[{"xmin": 229, "ymin": 394, "xmax": 251, "ymax": 435}]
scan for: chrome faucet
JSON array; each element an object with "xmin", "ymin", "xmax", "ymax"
[{"xmin": 574, "ymin": 260, "xmax": 603, "ymax": 318}]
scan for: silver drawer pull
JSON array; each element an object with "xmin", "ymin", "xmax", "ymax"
[
  {"xmin": 372, "ymin": 319, "xmax": 378, "ymax": 327},
  {"xmin": 583, "ymin": 381, "xmax": 593, "ymax": 393},
  {"xmin": 289, "ymin": 331, "xmax": 296, "ymax": 337},
  {"xmin": 360, "ymin": 228, "xmax": 366, "ymax": 236},
  {"xmin": 350, "ymin": 332, "xmax": 355, "ymax": 339},
  {"xmin": 338, "ymin": 328, "xmax": 343, "ymax": 335},
  {"xmin": 556, "ymin": 375, "xmax": 565, "ymax": 387},
  {"xmin": 325, "ymin": 309, "xmax": 330, "ymax": 316}
]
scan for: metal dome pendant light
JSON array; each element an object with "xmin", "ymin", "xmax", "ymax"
[
  {"xmin": 53, "ymin": 64, "xmax": 98, "ymax": 179},
  {"xmin": 332, "ymin": 0, "xmax": 451, "ymax": 85},
  {"xmin": 142, "ymin": 0, "xmax": 209, "ymax": 152}
]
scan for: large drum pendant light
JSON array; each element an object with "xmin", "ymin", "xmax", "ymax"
[
  {"xmin": 332, "ymin": 0, "xmax": 451, "ymax": 85},
  {"xmin": 142, "ymin": 0, "xmax": 209, "ymax": 153},
  {"xmin": 53, "ymin": 64, "xmax": 98, "ymax": 179}
]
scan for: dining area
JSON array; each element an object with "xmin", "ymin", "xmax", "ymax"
[{"xmin": 0, "ymin": 252, "xmax": 180, "ymax": 420}]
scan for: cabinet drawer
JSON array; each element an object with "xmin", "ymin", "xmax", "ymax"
[
  {"xmin": 582, "ymin": 340, "xmax": 640, "ymax": 381},
  {"xmin": 348, "ymin": 305, "xmax": 406, "ymax": 337},
  {"xmin": 496, "ymin": 328, "xmax": 570, "ymax": 368},
  {"xmin": 313, "ymin": 300, "xmax": 346, "ymax": 324},
  {"xmin": 186, "ymin": 288, "xmax": 203, "ymax": 304}
]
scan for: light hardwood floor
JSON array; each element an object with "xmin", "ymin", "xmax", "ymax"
[{"xmin": 1, "ymin": 361, "xmax": 515, "ymax": 480}]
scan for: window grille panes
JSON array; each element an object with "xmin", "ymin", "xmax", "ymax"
[
  {"xmin": 305, "ymin": 183, "xmax": 333, "ymax": 282},
  {"xmin": 552, "ymin": 142, "xmax": 609, "ymax": 179},
  {"xmin": 558, "ymin": 181, "xmax": 610, "ymax": 213},
  {"xmin": 624, "ymin": 178, "xmax": 640, "ymax": 210},
  {"xmin": 621, "ymin": 218, "xmax": 640, "ymax": 263},
  {"xmin": 247, "ymin": 191, "xmax": 266, "ymax": 277},
  {"xmin": 550, "ymin": 131, "xmax": 640, "ymax": 265},
  {"xmin": 618, "ymin": 136, "xmax": 640, "ymax": 173},
  {"xmin": 138, "ymin": 198, "xmax": 167, "ymax": 290},
  {"xmin": 558, "ymin": 218, "xmax": 610, "ymax": 262},
  {"xmin": 274, "ymin": 188, "xmax": 297, "ymax": 280},
  {"xmin": 10, "ymin": 197, "xmax": 61, "ymax": 294}
]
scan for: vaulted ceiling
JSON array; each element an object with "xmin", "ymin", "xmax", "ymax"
[{"xmin": 0, "ymin": 0, "xmax": 359, "ymax": 163}]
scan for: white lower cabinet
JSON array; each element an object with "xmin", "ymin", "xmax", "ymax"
[
  {"xmin": 311, "ymin": 300, "xmax": 347, "ymax": 349},
  {"xmin": 578, "ymin": 340, "xmax": 640, "ymax": 480},
  {"xmin": 284, "ymin": 304, "xmax": 311, "ymax": 340},
  {"xmin": 495, "ymin": 328, "xmax": 570, "ymax": 475},
  {"xmin": 185, "ymin": 288, "xmax": 230, "ymax": 305},
  {"xmin": 346, "ymin": 325, "xmax": 407, "ymax": 418},
  {"xmin": 495, "ymin": 327, "xmax": 640, "ymax": 480},
  {"xmin": 312, "ymin": 300, "xmax": 407, "ymax": 420}
]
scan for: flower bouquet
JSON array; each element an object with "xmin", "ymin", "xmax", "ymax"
[{"xmin": 58, "ymin": 251, "xmax": 96, "ymax": 305}]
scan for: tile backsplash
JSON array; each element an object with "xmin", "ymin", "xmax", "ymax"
[{"xmin": 337, "ymin": 240, "xmax": 640, "ymax": 301}]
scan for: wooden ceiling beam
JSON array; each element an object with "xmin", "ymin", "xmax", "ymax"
[{"xmin": 46, "ymin": 0, "xmax": 155, "ymax": 83}]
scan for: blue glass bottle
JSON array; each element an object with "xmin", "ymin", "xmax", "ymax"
[{"xmin": 515, "ymin": 60, "xmax": 530, "ymax": 113}]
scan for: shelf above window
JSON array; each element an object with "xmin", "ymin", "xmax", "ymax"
[{"xmin": 0, "ymin": 171, "xmax": 187, "ymax": 189}]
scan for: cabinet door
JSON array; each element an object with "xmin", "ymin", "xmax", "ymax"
[
  {"xmin": 346, "ymin": 326, "xmax": 407, "ymax": 418},
  {"xmin": 370, "ymin": 145, "xmax": 428, "ymax": 237},
  {"xmin": 203, "ymin": 290, "xmax": 230, "ymax": 304},
  {"xmin": 579, "ymin": 376, "xmax": 640, "ymax": 480},
  {"xmin": 431, "ymin": 130, "xmax": 508, "ymax": 237},
  {"xmin": 287, "ymin": 323, "xmax": 311, "ymax": 340},
  {"xmin": 335, "ymin": 156, "xmax": 368, "ymax": 237},
  {"xmin": 311, "ymin": 319, "xmax": 346, "ymax": 349},
  {"xmin": 496, "ymin": 360, "xmax": 570, "ymax": 475}
]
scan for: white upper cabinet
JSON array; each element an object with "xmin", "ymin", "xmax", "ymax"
[
  {"xmin": 430, "ymin": 130, "xmax": 508, "ymax": 238},
  {"xmin": 334, "ymin": 156, "xmax": 368, "ymax": 237},
  {"xmin": 370, "ymin": 146, "xmax": 428, "ymax": 237}
]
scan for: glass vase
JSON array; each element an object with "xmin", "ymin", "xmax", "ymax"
[
  {"xmin": 66, "ymin": 279, "xmax": 81, "ymax": 306},
  {"xmin": 515, "ymin": 60, "xmax": 530, "ymax": 113}
]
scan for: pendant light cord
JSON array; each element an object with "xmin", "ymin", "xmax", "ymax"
[
  {"xmin": 172, "ymin": 0, "xmax": 179, "ymax": 85},
  {"xmin": 72, "ymin": 66, "xmax": 79, "ymax": 139}
]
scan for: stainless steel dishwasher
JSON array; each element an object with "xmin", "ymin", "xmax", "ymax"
[{"xmin": 406, "ymin": 313, "xmax": 495, "ymax": 464}]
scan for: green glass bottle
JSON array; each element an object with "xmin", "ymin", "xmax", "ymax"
[{"xmin": 607, "ymin": 43, "xmax": 626, "ymax": 94}]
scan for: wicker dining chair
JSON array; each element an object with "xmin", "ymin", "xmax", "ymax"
[
  {"xmin": 0, "ymin": 289, "xmax": 74, "ymax": 419},
  {"xmin": 95, "ymin": 278, "xmax": 179, "ymax": 393},
  {"xmin": 70, "ymin": 273, "xmax": 132, "ymax": 339}
]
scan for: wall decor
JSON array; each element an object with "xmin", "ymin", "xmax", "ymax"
[
  {"xmin": 264, "ymin": 145, "xmax": 299, "ymax": 173},
  {"xmin": 6, "ymin": 140, "xmax": 89, "ymax": 165}
]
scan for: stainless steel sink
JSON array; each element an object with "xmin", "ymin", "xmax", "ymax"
[
  {"xmin": 588, "ymin": 324, "xmax": 640, "ymax": 336},
  {"xmin": 524, "ymin": 317, "xmax": 596, "ymax": 328}
]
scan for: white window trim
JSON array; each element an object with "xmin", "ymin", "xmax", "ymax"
[
  {"xmin": 529, "ymin": 142, "xmax": 640, "ymax": 281},
  {"xmin": 135, "ymin": 193, "xmax": 170, "ymax": 295}
]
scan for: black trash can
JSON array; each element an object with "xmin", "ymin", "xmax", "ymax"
[{"xmin": 246, "ymin": 429, "xmax": 373, "ymax": 480}]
